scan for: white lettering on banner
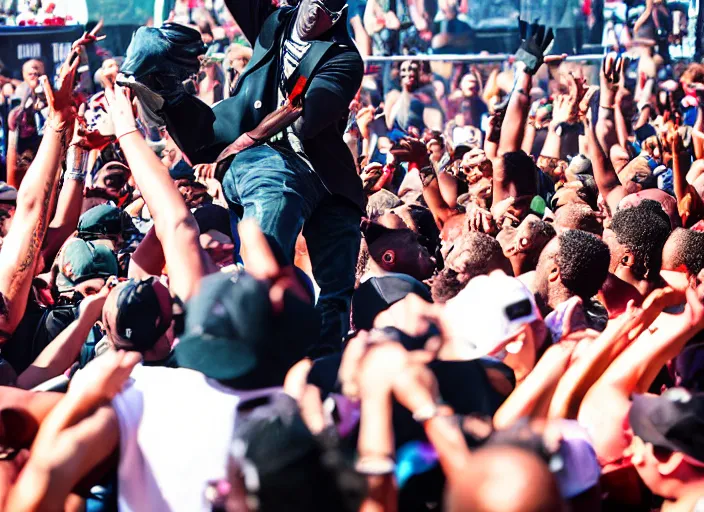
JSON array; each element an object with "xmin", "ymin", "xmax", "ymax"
[
  {"xmin": 17, "ymin": 43, "xmax": 41, "ymax": 60},
  {"xmin": 53, "ymin": 43, "xmax": 71, "ymax": 64}
]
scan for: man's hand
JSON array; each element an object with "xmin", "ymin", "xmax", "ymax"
[
  {"xmin": 514, "ymin": 19, "xmax": 556, "ymax": 75},
  {"xmin": 68, "ymin": 350, "xmax": 142, "ymax": 406},
  {"xmin": 194, "ymin": 163, "xmax": 217, "ymax": 181},
  {"xmin": 72, "ymin": 19, "xmax": 106, "ymax": 51},
  {"xmin": 104, "ymin": 84, "xmax": 138, "ymax": 140},
  {"xmin": 392, "ymin": 360, "xmax": 440, "ymax": 415},
  {"xmin": 390, "ymin": 137, "xmax": 431, "ymax": 168},
  {"xmin": 466, "ymin": 203, "xmax": 496, "ymax": 234},
  {"xmin": 77, "ymin": 279, "xmax": 114, "ymax": 323},
  {"xmin": 42, "ymin": 49, "xmax": 81, "ymax": 133},
  {"xmin": 356, "ymin": 105, "xmax": 375, "ymax": 140}
]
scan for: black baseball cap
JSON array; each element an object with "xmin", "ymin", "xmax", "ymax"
[
  {"xmin": 230, "ymin": 393, "xmax": 365, "ymax": 512},
  {"xmin": 352, "ymin": 275, "xmax": 432, "ymax": 330},
  {"xmin": 193, "ymin": 203, "xmax": 232, "ymax": 239},
  {"xmin": 105, "ymin": 277, "xmax": 173, "ymax": 352},
  {"xmin": 629, "ymin": 388, "xmax": 704, "ymax": 463},
  {"xmin": 175, "ymin": 271, "xmax": 320, "ymax": 389}
]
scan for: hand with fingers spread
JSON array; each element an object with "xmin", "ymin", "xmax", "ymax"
[
  {"xmin": 72, "ymin": 19, "xmax": 106, "ymax": 51},
  {"xmin": 600, "ymin": 52, "xmax": 627, "ymax": 108},
  {"xmin": 42, "ymin": 48, "xmax": 82, "ymax": 134},
  {"xmin": 514, "ymin": 19, "xmax": 556, "ymax": 75}
]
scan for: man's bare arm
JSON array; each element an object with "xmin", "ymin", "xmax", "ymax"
[
  {"xmin": 0, "ymin": 74, "xmax": 79, "ymax": 340},
  {"xmin": 108, "ymin": 85, "xmax": 206, "ymax": 302}
]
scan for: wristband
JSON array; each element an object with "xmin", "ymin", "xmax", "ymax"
[
  {"xmin": 355, "ymin": 455, "xmax": 396, "ymax": 476},
  {"xmin": 64, "ymin": 171, "xmax": 87, "ymax": 182},
  {"xmin": 66, "ymin": 145, "xmax": 88, "ymax": 177},
  {"xmin": 116, "ymin": 127, "xmax": 140, "ymax": 141}
]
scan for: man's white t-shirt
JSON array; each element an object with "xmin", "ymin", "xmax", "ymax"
[{"xmin": 111, "ymin": 364, "xmax": 280, "ymax": 512}]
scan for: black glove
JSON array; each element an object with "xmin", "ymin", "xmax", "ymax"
[{"xmin": 514, "ymin": 19, "xmax": 554, "ymax": 75}]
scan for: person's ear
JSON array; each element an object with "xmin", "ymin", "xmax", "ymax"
[
  {"xmin": 657, "ymin": 450, "xmax": 685, "ymax": 476},
  {"xmin": 620, "ymin": 250, "xmax": 636, "ymax": 269},
  {"xmin": 548, "ymin": 260, "xmax": 560, "ymax": 284},
  {"xmin": 381, "ymin": 249, "xmax": 396, "ymax": 270}
]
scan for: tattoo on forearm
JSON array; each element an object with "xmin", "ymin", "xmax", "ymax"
[{"xmin": 13, "ymin": 177, "xmax": 54, "ymax": 295}]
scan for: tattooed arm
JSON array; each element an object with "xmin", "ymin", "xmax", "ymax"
[{"xmin": 0, "ymin": 54, "xmax": 80, "ymax": 342}]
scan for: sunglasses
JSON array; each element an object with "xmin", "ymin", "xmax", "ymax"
[{"xmin": 309, "ymin": 0, "xmax": 347, "ymax": 24}]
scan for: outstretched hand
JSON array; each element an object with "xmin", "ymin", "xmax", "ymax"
[{"xmin": 514, "ymin": 19, "xmax": 556, "ymax": 75}]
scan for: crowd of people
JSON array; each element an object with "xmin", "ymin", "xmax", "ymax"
[{"xmin": 0, "ymin": 0, "xmax": 703, "ymax": 510}]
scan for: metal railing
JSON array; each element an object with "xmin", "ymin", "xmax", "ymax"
[{"xmin": 362, "ymin": 53, "xmax": 607, "ymax": 64}]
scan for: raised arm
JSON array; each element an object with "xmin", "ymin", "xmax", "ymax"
[
  {"xmin": 223, "ymin": 0, "xmax": 276, "ymax": 46},
  {"xmin": 16, "ymin": 285, "xmax": 110, "ymax": 390},
  {"xmin": 548, "ymin": 287, "xmax": 679, "ymax": 419},
  {"xmin": 0, "ymin": 55, "xmax": 80, "ymax": 341},
  {"xmin": 493, "ymin": 342, "xmax": 575, "ymax": 428},
  {"xmin": 106, "ymin": 85, "xmax": 206, "ymax": 302},
  {"xmin": 39, "ymin": 106, "xmax": 112, "ymax": 271},
  {"xmin": 5, "ymin": 351, "xmax": 138, "ymax": 511},
  {"xmin": 499, "ymin": 20, "xmax": 556, "ymax": 155},
  {"xmin": 585, "ymin": 98, "xmax": 627, "ymax": 213}
]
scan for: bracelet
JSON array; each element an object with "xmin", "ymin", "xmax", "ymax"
[
  {"xmin": 45, "ymin": 121, "xmax": 70, "ymax": 137},
  {"xmin": 412, "ymin": 403, "xmax": 439, "ymax": 423},
  {"xmin": 64, "ymin": 171, "xmax": 87, "ymax": 182},
  {"xmin": 599, "ymin": 105, "xmax": 615, "ymax": 111},
  {"xmin": 116, "ymin": 127, "xmax": 140, "ymax": 141},
  {"xmin": 355, "ymin": 454, "xmax": 396, "ymax": 476},
  {"xmin": 65, "ymin": 145, "xmax": 88, "ymax": 177}
]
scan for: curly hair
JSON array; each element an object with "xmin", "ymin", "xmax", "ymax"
[
  {"xmin": 667, "ymin": 228, "xmax": 704, "ymax": 276},
  {"xmin": 611, "ymin": 201, "xmax": 671, "ymax": 281},
  {"xmin": 556, "ymin": 230, "xmax": 611, "ymax": 299}
]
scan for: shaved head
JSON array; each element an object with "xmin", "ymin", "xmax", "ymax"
[{"xmin": 446, "ymin": 445, "xmax": 566, "ymax": 512}]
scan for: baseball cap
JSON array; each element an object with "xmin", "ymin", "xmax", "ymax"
[
  {"xmin": 169, "ymin": 159, "xmax": 196, "ymax": 181},
  {"xmin": 228, "ymin": 393, "xmax": 365, "ymax": 512},
  {"xmin": 193, "ymin": 204, "xmax": 232, "ymax": 239},
  {"xmin": 55, "ymin": 239, "xmax": 118, "ymax": 293},
  {"xmin": 443, "ymin": 271, "xmax": 540, "ymax": 359},
  {"xmin": 0, "ymin": 182, "xmax": 18, "ymax": 204},
  {"xmin": 629, "ymin": 388, "xmax": 704, "ymax": 464},
  {"xmin": 352, "ymin": 275, "xmax": 432, "ymax": 330},
  {"xmin": 104, "ymin": 277, "xmax": 173, "ymax": 352},
  {"xmin": 175, "ymin": 271, "xmax": 320, "ymax": 389},
  {"xmin": 77, "ymin": 204, "xmax": 128, "ymax": 240}
]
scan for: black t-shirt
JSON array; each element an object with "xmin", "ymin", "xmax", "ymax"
[{"xmin": 2, "ymin": 299, "xmax": 77, "ymax": 374}]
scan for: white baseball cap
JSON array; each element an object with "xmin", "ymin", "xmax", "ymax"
[
  {"xmin": 443, "ymin": 271, "xmax": 541, "ymax": 360},
  {"xmin": 0, "ymin": 182, "xmax": 17, "ymax": 204}
]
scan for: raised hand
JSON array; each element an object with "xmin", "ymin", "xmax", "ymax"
[
  {"xmin": 104, "ymin": 84, "xmax": 138, "ymax": 139},
  {"xmin": 41, "ymin": 48, "xmax": 81, "ymax": 133},
  {"xmin": 390, "ymin": 137, "xmax": 431, "ymax": 168},
  {"xmin": 68, "ymin": 350, "xmax": 142, "ymax": 406},
  {"xmin": 72, "ymin": 19, "xmax": 106, "ymax": 51},
  {"xmin": 514, "ymin": 19, "xmax": 555, "ymax": 75}
]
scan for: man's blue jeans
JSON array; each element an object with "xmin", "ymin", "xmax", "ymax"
[{"xmin": 222, "ymin": 144, "xmax": 361, "ymax": 351}]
